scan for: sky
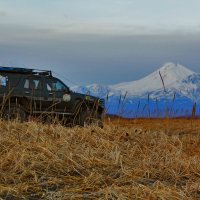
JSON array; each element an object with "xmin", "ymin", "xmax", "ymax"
[{"xmin": 0, "ymin": 0, "xmax": 200, "ymax": 86}]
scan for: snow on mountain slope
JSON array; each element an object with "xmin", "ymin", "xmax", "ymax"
[
  {"xmin": 72, "ymin": 62, "xmax": 198, "ymax": 99},
  {"xmin": 71, "ymin": 62, "xmax": 200, "ymax": 117},
  {"xmin": 111, "ymin": 63, "xmax": 196, "ymax": 96},
  {"xmin": 72, "ymin": 84, "xmax": 110, "ymax": 97}
]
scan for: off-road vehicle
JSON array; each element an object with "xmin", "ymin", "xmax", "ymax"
[{"xmin": 0, "ymin": 67, "xmax": 105, "ymax": 126}]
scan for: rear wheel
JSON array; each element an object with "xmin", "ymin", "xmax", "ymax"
[{"xmin": 3, "ymin": 104, "xmax": 27, "ymax": 122}]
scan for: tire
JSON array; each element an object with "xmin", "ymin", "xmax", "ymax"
[
  {"xmin": 3, "ymin": 104, "xmax": 27, "ymax": 122},
  {"xmin": 78, "ymin": 109, "xmax": 103, "ymax": 127}
]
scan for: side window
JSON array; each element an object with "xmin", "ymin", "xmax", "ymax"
[
  {"xmin": 24, "ymin": 78, "xmax": 42, "ymax": 90},
  {"xmin": 46, "ymin": 79, "xmax": 68, "ymax": 92},
  {"xmin": 47, "ymin": 83, "xmax": 52, "ymax": 91},
  {"xmin": 33, "ymin": 79, "xmax": 41, "ymax": 90},
  {"xmin": 53, "ymin": 81, "xmax": 66, "ymax": 91},
  {"xmin": 0, "ymin": 74, "xmax": 8, "ymax": 87},
  {"xmin": 24, "ymin": 79, "xmax": 29, "ymax": 89}
]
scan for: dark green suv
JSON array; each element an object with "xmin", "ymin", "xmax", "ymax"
[{"xmin": 0, "ymin": 67, "xmax": 105, "ymax": 126}]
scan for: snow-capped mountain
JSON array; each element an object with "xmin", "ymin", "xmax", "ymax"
[
  {"xmin": 71, "ymin": 63, "xmax": 200, "ymax": 117},
  {"xmin": 111, "ymin": 62, "xmax": 195, "ymax": 96}
]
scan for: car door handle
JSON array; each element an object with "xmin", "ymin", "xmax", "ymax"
[
  {"xmin": 25, "ymin": 91, "xmax": 30, "ymax": 94},
  {"xmin": 49, "ymin": 93, "xmax": 53, "ymax": 95}
]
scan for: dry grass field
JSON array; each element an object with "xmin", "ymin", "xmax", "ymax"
[{"xmin": 1, "ymin": 118, "xmax": 200, "ymax": 199}]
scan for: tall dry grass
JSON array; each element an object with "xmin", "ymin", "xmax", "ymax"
[{"xmin": 1, "ymin": 119, "xmax": 200, "ymax": 199}]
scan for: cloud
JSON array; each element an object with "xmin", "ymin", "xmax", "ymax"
[
  {"xmin": 0, "ymin": 11, "xmax": 7, "ymax": 17},
  {"xmin": 0, "ymin": 24, "xmax": 58, "ymax": 44},
  {"xmin": 1, "ymin": 30, "xmax": 200, "ymax": 85},
  {"xmin": 1, "ymin": 22, "xmax": 200, "ymax": 48}
]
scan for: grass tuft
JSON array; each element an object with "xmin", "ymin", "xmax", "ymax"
[{"xmin": 1, "ymin": 119, "xmax": 200, "ymax": 199}]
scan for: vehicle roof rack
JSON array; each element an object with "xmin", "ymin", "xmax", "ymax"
[{"xmin": 0, "ymin": 66, "xmax": 52, "ymax": 76}]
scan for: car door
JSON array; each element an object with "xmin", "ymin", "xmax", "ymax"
[
  {"xmin": 44, "ymin": 78, "xmax": 72, "ymax": 113},
  {"xmin": 23, "ymin": 76, "xmax": 45, "ymax": 113}
]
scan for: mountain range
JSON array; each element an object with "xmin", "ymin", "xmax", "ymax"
[{"xmin": 72, "ymin": 63, "xmax": 200, "ymax": 118}]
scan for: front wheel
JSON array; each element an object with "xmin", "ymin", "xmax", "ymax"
[{"xmin": 77, "ymin": 109, "xmax": 103, "ymax": 128}]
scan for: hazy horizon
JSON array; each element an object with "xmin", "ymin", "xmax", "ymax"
[{"xmin": 1, "ymin": 0, "xmax": 200, "ymax": 86}]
